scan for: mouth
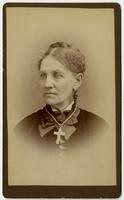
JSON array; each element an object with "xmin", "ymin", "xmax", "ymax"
[{"xmin": 44, "ymin": 92, "xmax": 56, "ymax": 96}]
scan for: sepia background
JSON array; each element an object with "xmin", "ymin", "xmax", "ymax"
[{"xmin": 6, "ymin": 7, "xmax": 116, "ymax": 186}]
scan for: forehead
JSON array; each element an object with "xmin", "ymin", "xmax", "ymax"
[{"xmin": 40, "ymin": 55, "xmax": 68, "ymax": 73}]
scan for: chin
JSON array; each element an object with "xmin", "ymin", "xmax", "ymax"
[{"xmin": 45, "ymin": 98, "xmax": 58, "ymax": 106}]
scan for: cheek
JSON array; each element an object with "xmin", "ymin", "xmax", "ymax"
[
  {"xmin": 40, "ymin": 79, "xmax": 43, "ymax": 85},
  {"xmin": 59, "ymin": 79, "xmax": 75, "ymax": 93},
  {"xmin": 40, "ymin": 79, "xmax": 46, "ymax": 88},
  {"xmin": 66, "ymin": 77, "xmax": 75, "ymax": 88}
]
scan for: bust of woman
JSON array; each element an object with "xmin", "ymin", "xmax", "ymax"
[{"xmin": 15, "ymin": 42, "xmax": 108, "ymax": 152}]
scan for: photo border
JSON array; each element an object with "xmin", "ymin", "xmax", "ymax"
[{"xmin": 3, "ymin": 2, "xmax": 121, "ymax": 198}]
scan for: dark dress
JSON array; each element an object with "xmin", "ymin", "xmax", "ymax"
[
  {"xmin": 10, "ymin": 105, "xmax": 112, "ymax": 185},
  {"xmin": 14, "ymin": 104, "xmax": 109, "ymax": 153}
]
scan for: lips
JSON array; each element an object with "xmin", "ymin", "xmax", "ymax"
[{"xmin": 44, "ymin": 92, "xmax": 56, "ymax": 95}]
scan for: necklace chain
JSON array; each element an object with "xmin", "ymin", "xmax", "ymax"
[{"xmin": 45, "ymin": 105, "xmax": 77, "ymax": 129}]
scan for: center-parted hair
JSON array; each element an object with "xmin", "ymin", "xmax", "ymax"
[{"xmin": 38, "ymin": 42, "xmax": 86, "ymax": 74}]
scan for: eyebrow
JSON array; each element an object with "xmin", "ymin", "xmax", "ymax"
[
  {"xmin": 53, "ymin": 70, "xmax": 64, "ymax": 74},
  {"xmin": 40, "ymin": 69, "xmax": 64, "ymax": 74}
]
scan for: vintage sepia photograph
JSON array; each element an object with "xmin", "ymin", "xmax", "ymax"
[{"xmin": 3, "ymin": 3, "xmax": 121, "ymax": 198}]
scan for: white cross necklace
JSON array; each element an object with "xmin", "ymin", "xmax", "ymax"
[
  {"xmin": 54, "ymin": 127, "xmax": 65, "ymax": 145},
  {"xmin": 45, "ymin": 106, "xmax": 77, "ymax": 145}
]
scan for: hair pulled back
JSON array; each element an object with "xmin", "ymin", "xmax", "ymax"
[{"xmin": 38, "ymin": 42, "xmax": 86, "ymax": 74}]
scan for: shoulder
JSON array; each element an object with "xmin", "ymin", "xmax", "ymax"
[
  {"xmin": 14, "ymin": 109, "xmax": 44, "ymax": 133},
  {"xmin": 79, "ymin": 108, "xmax": 109, "ymax": 131}
]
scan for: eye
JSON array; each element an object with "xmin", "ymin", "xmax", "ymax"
[
  {"xmin": 53, "ymin": 72, "xmax": 64, "ymax": 78},
  {"xmin": 40, "ymin": 72, "xmax": 47, "ymax": 79}
]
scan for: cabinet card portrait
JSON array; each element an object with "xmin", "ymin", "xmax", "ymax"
[{"xmin": 3, "ymin": 3, "xmax": 121, "ymax": 198}]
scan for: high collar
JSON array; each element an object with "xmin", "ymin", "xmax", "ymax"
[
  {"xmin": 45, "ymin": 101, "xmax": 76, "ymax": 119},
  {"xmin": 51, "ymin": 101, "xmax": 74, "ymax": 113}
]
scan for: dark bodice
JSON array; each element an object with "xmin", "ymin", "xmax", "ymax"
[
  {"xmin": 11, "ymin": 107, "xmax": 113, "ymax": 186},
  {"xmin": 15, "ymin": 107, "xmax": 109, "ymax": 153}
]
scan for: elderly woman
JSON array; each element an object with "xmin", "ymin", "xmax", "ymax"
[{"xmin": 15, "ymin": 42, "xmax": 108, "ymax": 152}]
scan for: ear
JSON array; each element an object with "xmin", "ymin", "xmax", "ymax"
[{"xmin": 74, "ymin": 73, "xmax": 83, "ymax": 90}]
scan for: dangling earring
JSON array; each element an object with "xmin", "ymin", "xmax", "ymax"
[{"xmin": 73, "ymin": 89, "xmax": 78, "ymax": 103}]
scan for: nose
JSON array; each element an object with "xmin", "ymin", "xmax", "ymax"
[{"xmin": 44, "ymin": 76, "xmax": 53, "ymax": 88}]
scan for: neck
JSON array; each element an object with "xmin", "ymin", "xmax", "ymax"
[{"xmin": 51, "ymin": 99, "xmax": 74, "ymax": 113}]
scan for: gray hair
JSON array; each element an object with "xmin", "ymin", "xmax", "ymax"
[{"xmin": 38, "ymin": 42, "xmax": 86, "ymax": 74}]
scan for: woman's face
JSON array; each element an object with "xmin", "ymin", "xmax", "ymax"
[{"xmin": 39, "ymin": 55, "xmax": 79, "ymax": 108}]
